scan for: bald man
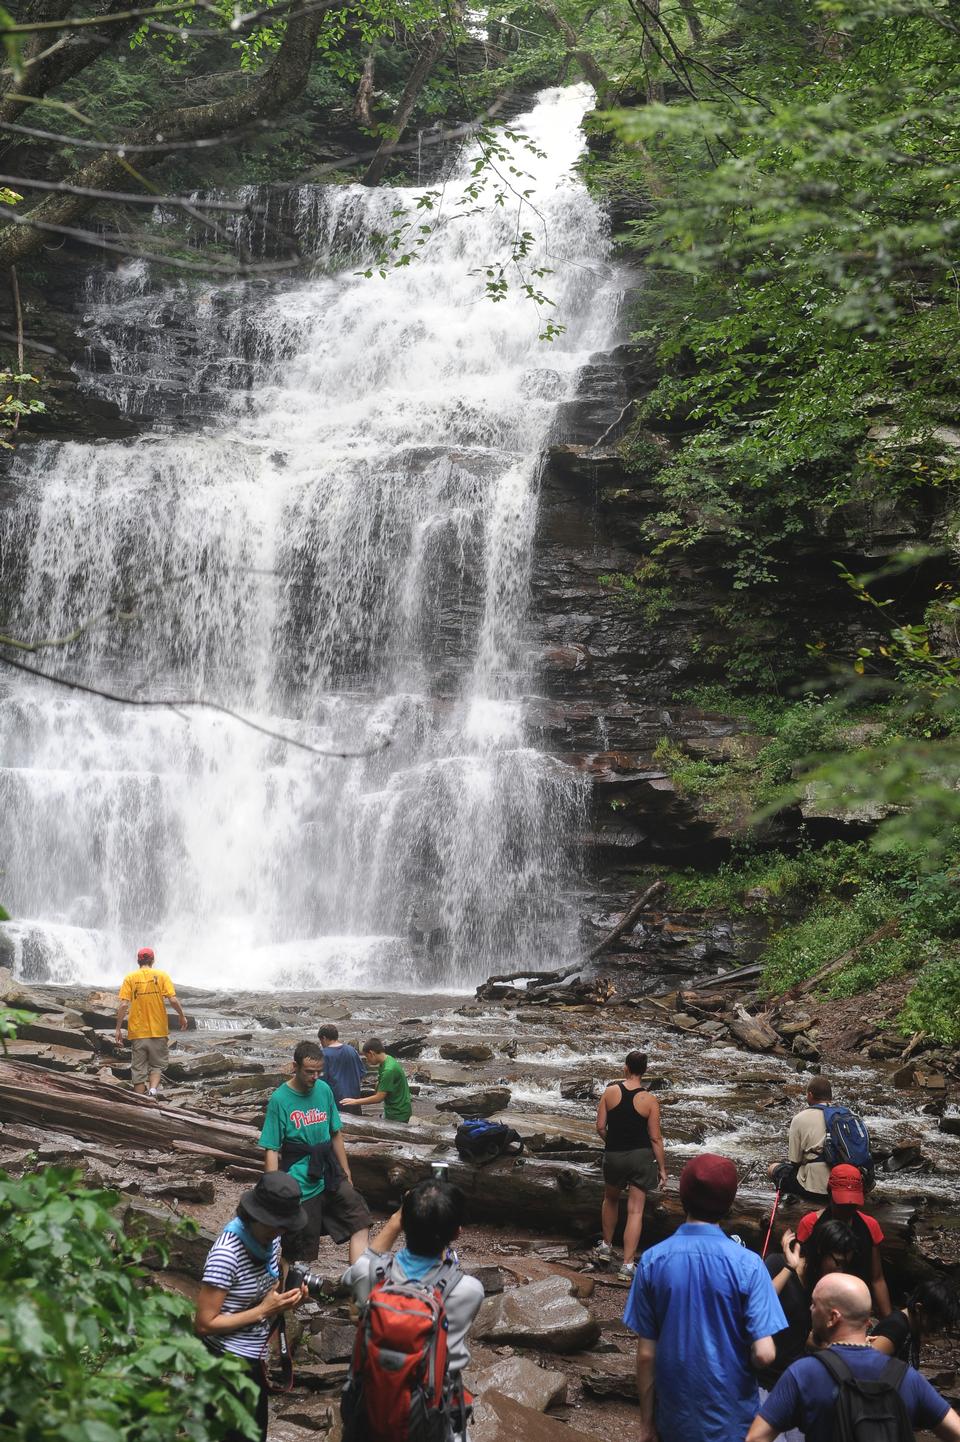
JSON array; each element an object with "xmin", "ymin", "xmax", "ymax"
[{"xmin": 748, "ymin": 1274, "xmax": 960, "ymax": 1442}]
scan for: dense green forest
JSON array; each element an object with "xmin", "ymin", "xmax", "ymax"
[{"xmin": 3, "ymin": 0, "xmax": 960, "ymax": 1040}]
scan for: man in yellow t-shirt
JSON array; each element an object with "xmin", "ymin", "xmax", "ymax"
[{"xmin": 115, "ymin": 947, "xmax": 188, "ymax": 1096}]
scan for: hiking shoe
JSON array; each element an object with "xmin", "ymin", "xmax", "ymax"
[
  {"xmin": 594, "ymin": 1241, "xmax": 613, "ymax": 1261},
  {"xmin": 618, "ymin": 1262, "xmax": 636, "ymax": 1281}
]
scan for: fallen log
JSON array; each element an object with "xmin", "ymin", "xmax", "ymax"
[
  {"xmin": 0, "ymin": 1060, "xmax": 920, "ymax": 1267},
  {"xmin": 797, "ymin": 921, "xmax": 899, "ymax": 995},
  {"xmin": 725, "ymin": 1006, "xmax": 783, "ymax": 1054},
  {"xmin": 586, "ymin": 879, "xmax": 665, "ymax": 961}
]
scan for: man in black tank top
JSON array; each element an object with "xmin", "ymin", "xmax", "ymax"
[{"xmin": 595, "ymin": 1050, "xmax": 668, "ymax": 1280}]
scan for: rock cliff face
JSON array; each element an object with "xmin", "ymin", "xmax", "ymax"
[{"xmin": 532, "ymin": 339, "xmax": 949, "ymax": 965}]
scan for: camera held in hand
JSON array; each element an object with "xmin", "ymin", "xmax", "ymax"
[{"xmin": 286, "ymin": 1263, "xmax": 326, "ymax": 1298}]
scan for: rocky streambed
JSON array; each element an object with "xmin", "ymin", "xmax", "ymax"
[{"xmin": 2, "ymin": 971, "xmax": 959, "ymax": 1441}]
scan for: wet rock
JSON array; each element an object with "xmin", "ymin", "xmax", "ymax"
[
  {"xmin": 386, "ymin": 1033, "xmax": 429, "ymax": 1059},
  {"xmin": 306, "ymin": 1321, "xmax": 356, "ymax": 1363},
  {"xmin": 939, "ymin": 1105, "xmax": 960, "ymax": 1137},
  {"xmin": 412, "ymin": 1062, "xmax": 472, "ymax": 1087},
  {"xmin": 915, "ymin": 1067, "xmax": 947, "ymax": 1092},
  {"xmin": 463, "ymin": 1265, "xmax": 505, "ymax": 1295},
  {"xmin": 791, "ymin": 1033, "xmax": 821, "ymax": 1061},
  {"xmin": 3, "ymin": 1040, "xmax": 88, "ymax": 1071},
  {"xmin": 473, "ymin": 1276, "xmax": 600, "ymax": 1352},
  {"xmin": 469, "ymin": 1355, "xmax": 567, "ymax": 1411},
  {"xmin": 581, "ymin": 1357, "xmax": 637, "ymax": 1400},
  {"xmin": 472, "ymin": 1388, "xmax": 605, "ymax": 1442},
  {"xmin": 16, "ymin": 1018, "xmax": 93, "ymax": 1052},
  {"xmin": 439, "ymin": 1042, "xmax": 494, "ymax": 1063},
  {"xmin": 165, "ymin": 1053, "xmax": 264, "ymax": 1082},
  {"xmin": 559, "ymin": 1074, "xmax": 600, "ymax": 1102},
  {"xmin": 892, "ymin": 1062, "xmax": 917, "ymax": 1089},
  {"xmin": 436, "ymin": 1087, "xmax": 511, "ymax": 1118}
]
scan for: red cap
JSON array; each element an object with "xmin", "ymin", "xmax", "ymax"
[
  {"xmin": 678, "ymin": 1153, "xmax": 738, "ymax": 1220},
  {"xmin": 137, "ymin": 946, "xmax": 155, "ymax": 963},
  {"xmin": 828, "ymin": 1164, "xmax": 864, "ymax": 1204}
]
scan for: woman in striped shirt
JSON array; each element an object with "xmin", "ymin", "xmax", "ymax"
[{"xmin": 195, "ymin": 1172, "xmax": 308, "ymax": 1442}]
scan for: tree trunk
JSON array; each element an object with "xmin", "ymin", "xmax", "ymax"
[
  {"xmin": 0, "ymin": 0, "xmax": 138, "ymax": 131},
  {"xmin": 353, "ymin": 51, "xmax": 376, "ymax": 127},
  {"xmin": 677, "ymin": 0, "xmax": 704, "ymax": 45},
  {"xmin": 536, "ymin": 0, "xmax": 610, "ymax": 99},
  {"xmin": 0, "ymin": 3, "xmax": 328, "ymax": 268},
  {"xmin": 361, "ymin": 29, "xmax": 445, "ymax": 187}
]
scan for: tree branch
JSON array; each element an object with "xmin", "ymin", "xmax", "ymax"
[{"xmin": 0, "ymin": 2, "xmax": 328, "ymax": 267}]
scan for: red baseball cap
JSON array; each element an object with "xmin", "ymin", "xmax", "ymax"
[
  {"xmin": 678, "ymin": 1153, "xmax": 738, "ymax": 1220},
  {"xmin": 828, "ymin": 1163, "xmax": 865, "ymax": 1204},
  {"xmin": 137, "ymin": 946, "xmax": 155, "ymax": 963}
]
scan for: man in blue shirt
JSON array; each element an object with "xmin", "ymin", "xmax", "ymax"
[
  {"xmin": 748, "ymin": 1272, "xmax": 960, "ymax": 1442},
  {"xmin": 624, "ymin": 1153, "xmax": 787, "ymax": 1442},
  {"xmin": 318, "ymin": 1025, "xmax": 367, "ymax": 1116}
]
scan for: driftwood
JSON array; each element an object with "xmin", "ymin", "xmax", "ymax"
[
  {"xmin": 725, "ymin": 1006, "xmax": 783, "ymax": 1054},
  {"xmin": 797, "ymin": 921, "xmax": 899, "ymax": 995},
  {"xmin": 478, "ymin": 962, "xmax": 585, "ymax": 989},
  {"xmin": 685, "ymin": 962, "xmax": 764, "ymax": 993},
  {"xmin": 586, "ymin": 879, "xmax": 665, "ymax": 960}
]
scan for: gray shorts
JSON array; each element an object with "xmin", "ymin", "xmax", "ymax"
[
  {"xmin": 131, "ymin": 1035, "xmax": 168, "ymax": 1085},
  {"xmin": 603, "ymin": 1146, "xmax": 658, "ymax": 1192}
]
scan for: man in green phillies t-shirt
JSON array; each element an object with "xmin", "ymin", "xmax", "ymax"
[
  {"xmin": 259, "ymin": 1040, "xmax": 372, "ymax": 1263},
  {"xmin": 339, "ymin": 1036, "xmax": 412, "ymax": 1123}
]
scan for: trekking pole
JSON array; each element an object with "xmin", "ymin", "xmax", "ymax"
[{"xmin": 761, "ymin": 1186, "xmax": 781, "ymax": 1260}]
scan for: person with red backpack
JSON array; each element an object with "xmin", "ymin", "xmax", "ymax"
[
  {"xmin": 747, "ymin": 1273, "xmax": 960, "ymax": 1442},
  {"xmin": 340, "ymin": 1178, "xmax": 484, "ymax": 1441}
]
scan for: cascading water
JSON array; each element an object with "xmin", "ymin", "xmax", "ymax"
[{"xmin": 0, "ymin": 84, "xmax": 619, "ymax": 991}]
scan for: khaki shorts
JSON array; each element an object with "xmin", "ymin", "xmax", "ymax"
[
  {"xmin": 603, "ymin": 1146, "xmax": 659, "ymax": 1192},
  {"xmin": 131, "ymin": 1036, "xmax": 169, "ymax": 1085}
]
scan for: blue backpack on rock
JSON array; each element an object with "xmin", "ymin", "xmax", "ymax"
[
  {"xmin": 816, "ymin": 1104, "xmax": 875, "ymax": 1184},
  {"xmin": 454, "ymin": 1119, "xmax": 524, "ymax": 1165}
]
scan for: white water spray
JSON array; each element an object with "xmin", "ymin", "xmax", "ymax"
[{"xmin": 0, "ymin": 85, "xmax": 618, "ymax": 990}]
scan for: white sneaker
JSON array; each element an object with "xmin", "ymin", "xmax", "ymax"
[
  {"xmin": 618, "ymin": 1261, "xmax": 636, "ymax": 1281},
  {"xmin": 148, "ymin": 1087, "xmax": 158, "ymax": 1098},
  {"xmin": 595, "ymin": 1241, "xmax": 613, "ymax": 1261}
]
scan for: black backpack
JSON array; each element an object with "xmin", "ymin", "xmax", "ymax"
[
  {"xmin": 453, "ymin": 1119, "xmax": 524, "ymax": 1165},
  {"xmin": 813, "ymin": 1349, "xmax": 915, "ymax": 1442}
]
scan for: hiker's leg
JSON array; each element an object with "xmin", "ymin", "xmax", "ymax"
[
  {"xmin": 321, "ymin": 1182, "xmax": 372, "ymax": 1263},
  {"xmin": 348, "ymin": 1227, "xmax": 369, "ymax": 1263},
  {"xmin": 131, "ymin": 1039, "xmax": 149, "ymax": 1095},
  {"xmin": 623, "ymin": 1185, "xmax": 646, "ymax": 1265},
  {"xmin": 601, "ymin": 1183, "xmax": 621, "ymax": 1246}
]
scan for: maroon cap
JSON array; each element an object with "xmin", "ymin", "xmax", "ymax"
[
  {"xmin": 828, "ymin": 1164, "xmax": 864, "ymax": 1204},
  {"xmin": 137, "ymin": 946, "xmax": 155, "ymax": 963},
  {"xmin": 678, "ymin": 1154, "xmax": 738, "ymax": 1220}
]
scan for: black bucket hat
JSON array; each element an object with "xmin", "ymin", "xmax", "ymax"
[{"xmin": 239, "ymin": 1172, "xmax": 308, "ymax": 1232}]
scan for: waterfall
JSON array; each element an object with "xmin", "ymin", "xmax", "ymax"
[{"xmin": 0, "ymin": 84, "xmax": 618, "ymax": 991}]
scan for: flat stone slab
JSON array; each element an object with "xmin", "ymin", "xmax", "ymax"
[
  {"xmin": 469, "ymin": 1355, "xmax": 567, "ymax": 1412},
  {"xmin": 472, "ymin": 1389, "xmax": 605, "ymax": 1442},
  {"xmin": 473, "ymin": 1275, "xmax": 600, "ymax": 1352}
]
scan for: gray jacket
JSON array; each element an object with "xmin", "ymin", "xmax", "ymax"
[{"xmin": 341, "ymin": 1248, "xmax": 484, "ymax": 1374}]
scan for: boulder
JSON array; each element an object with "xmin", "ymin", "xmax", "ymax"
[
  {"xmin": 471, "ymin": 1389, "xmax": 605, "ymax": 1442},
  {"xmin": 469, "ymin": 1356, "xmax": 567, "ymax": 1412},
  {"xmin": 386, "ymin": 1033, "xmax": 429, "ymax": 1059},
  {"xmin": 939, "ymin": 1106, "xmax": 960, "ymax": 1137},
  {"xmin": 306, "ymin": 1321, "xmax": 357, "ymax": 1363},
  {"xmin": 438, "ymin": 1042, "xmax": 494, "ymax": 1063},
  {"xmin": 791, "ymin": 1033, "xmax": 821, "ymax": 1061},
  {"xmin": 436, "ymin": 1088, "xmax": 511, "ymax": 1118},
  {"xmin": 559, "ymin": 1075, "xmax": 600, "ymax": 1102},
  {"xmin": 473, "ymin": 1276, "xmax": 600, "ymax": 1352},
  {"xmin": 581, "ymin": 1357, "xmax": 637, "ymax": 1400},
  {"xmin": 165, "ymin": 1053, "xmax": 264, "ymax": 1082},
  {"xmin": 142, "ymin": 1178, "xmax": 216, "ymax": 1203}
]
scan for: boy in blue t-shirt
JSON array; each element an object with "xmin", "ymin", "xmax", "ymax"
[{"xmin": 317, "ymin": 1024, "xmax": 367, "ymax": 1116}]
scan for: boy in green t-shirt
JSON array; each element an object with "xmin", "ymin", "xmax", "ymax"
[{"xmin": 340, "ymin": 1037, "xmax": 412, "ymax": 1123}]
